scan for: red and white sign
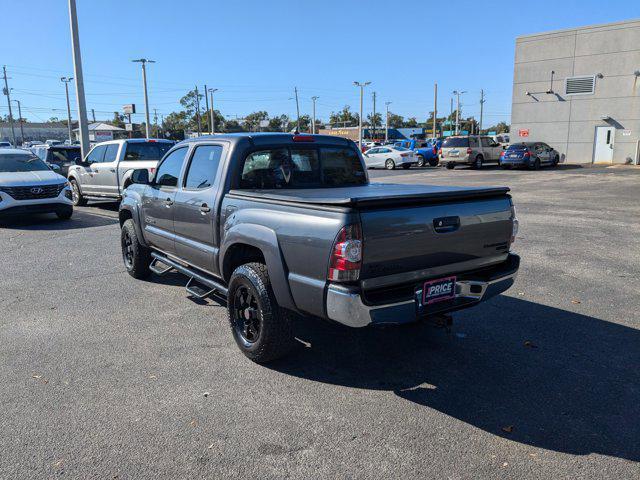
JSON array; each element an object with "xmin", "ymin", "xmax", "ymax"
[{"xmin": 518, "ymin": 129, "xmax": 529, "ymax": 137}]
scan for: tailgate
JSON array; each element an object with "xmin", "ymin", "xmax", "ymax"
[{"xmin": 359, "ymin": 196, "xmax": 513, "ymax": 286}]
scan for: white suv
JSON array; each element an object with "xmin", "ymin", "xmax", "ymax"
[{"xmin": 0, "ymin": 149, "xmax": 73, "ymax": 219}]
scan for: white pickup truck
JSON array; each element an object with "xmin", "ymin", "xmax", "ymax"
[{"xmin": 67, "ymin": 138, "xmax": 174, "ymax": 205}]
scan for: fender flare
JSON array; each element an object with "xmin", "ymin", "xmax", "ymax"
[
  {"xmin": 119, "ymin": 199, "xmax": 148, "ymax": 247},
  {"xmin": 220, "ymin": 224, "xmax": 296, "ymax": 311}
]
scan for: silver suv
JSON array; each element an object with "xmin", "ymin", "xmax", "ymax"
[
  {"xmin": 440, "ymin": 136, "xmax": 504, "ymax": 169},
  {"xmin": 67, "ymin": 138, "xmax": 173, "ymax": 205}
]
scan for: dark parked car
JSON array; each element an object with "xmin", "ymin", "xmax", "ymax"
[
  {"xmin": 499, "ymin": 142, "xmax": 560, "ymax": 169},
  {"xmin": 31, "ymin": 145, "xmax": 83, "ymax": 177},
  {"xmin": 120, "ymin": 133, "xmax": 520, "ymax": 363}
]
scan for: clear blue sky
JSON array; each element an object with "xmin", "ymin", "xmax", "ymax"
[{"xmin": 2, "ymin": 0, "xmax": 638, "ymax": 127}]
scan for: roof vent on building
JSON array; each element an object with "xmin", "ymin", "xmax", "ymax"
[{"xmin": 565, "ymin": 76, "xmax": 596, "ymax": 95}]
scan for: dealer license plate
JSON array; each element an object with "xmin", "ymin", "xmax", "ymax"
[{"xmin": 421, "ymin": 276, "xmax": 456, "ymax": 305}]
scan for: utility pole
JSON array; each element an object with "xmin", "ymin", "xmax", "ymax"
[
  {"xmin": 208, "ymin": 88, "xmax": 218, "ymax": 134},
  {"xmin": 194, "ymin": 85, "xmax": 201, "ymax": 136},
  {"xmin": 449, "ymin": 97, "xmax": 453, "ymax": 135},
  {"xmin": 91, "ymin": 108, "xmax": 96, "ymax": 122},
  {"xmin": 2, "ymin": 66, "xmax": 16, "ymax": 145},
  {"xmin": 452, "ymin": 90, "xmax": 466, "ymax": 135},
  {"xmin": 203, "ymin": 84, "xmax": 209, "ymax": 133},
  {"xmin": 153, "ymin": 108, "xmax": 158, "ymax": 137},
  {"xmin": 293, "ymin": 87, "xmax": 300, "ymax": 132},
  {"xmin": 479, "ymin": 89, "xmax": 485, "ymax": 133},
  {"xmin": 385, "ymin": 101, "xmax": 391, "ymax": 143},
  {"xmin": 311, "ymin": 96, "xmax": 319, "ymax": 134},
  {"xmin": 61, "ymin": 77, "xmax": 74, "ymax": 143},
  {"xmin": 372, "ymin": 91, "xmax": 377, "ymax": 140},
  {"xmin": 353, "ymin": 81, "xmax": 371, "ymax": 148},
  {"xmin": 132, "ymin": 58, "xmax": 155, "ymax": 138},
  {"xmin": 12, "ymin": 99, "xmax": 24, "ymax": 145},
  {"xmin": 432, "ymin": 83, "xmax": 438, "ymax": 140},
  {"xmin": 68, "ymin": 0, "xmax": 90, "ymax": 157}
]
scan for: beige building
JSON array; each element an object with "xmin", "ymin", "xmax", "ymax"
[{"xmin": 511, "ymin": 19, "xmax": 640, "ymax": 164}]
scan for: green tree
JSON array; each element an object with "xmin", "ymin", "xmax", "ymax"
[
  {"xmin": 386, "ymin": 112, "xmax": 405, "ymax": 128},
  {"xmin": 367, "ymin": 112, "xmax": 382, "ymax": 128},
  {"xmin": 243, "ymin": 111, "xmax": 269, "ymax": 131},
  {"xmin": 329, "ymin": 106, "xmax": 359, "ymax": 127},
  {"xmin": 295, "ymin": 114, "xmax": 311, "ymax": 132},
  {"xmin": 404, "ymin": 117, "xmax": 419, "ymax": 128},
  {"xmin": 110, "ymin": 112, "xmax": 125, "ymax": 129}
]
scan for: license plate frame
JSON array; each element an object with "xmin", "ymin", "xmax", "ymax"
[{"xmin": 421, "ymin": 275, "xmax": 457, "ymax": 305}]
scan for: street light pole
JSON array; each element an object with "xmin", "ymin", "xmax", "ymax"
[
  {"xmin": 12, "ymin": 99, "xmax": 24, "ymax": 145},
  {"xmin": 67, "ymin": 0, "xmax": 90, "ymax": 157},
  {"xmin": 385, "ymin": 101, "xmax": 391, "ymax": 143},
  {"xmin": 311, "ymin": 96, "xmax": 319, "ymax": 134},
  {"xmin": 432, "ymin": 83, "xmax": 438, "ymax": 140},
  {"xmin": 452, "ymin": 90, "xmax": 466, "ymax": 135},
  {"xmin": 132, "ymin": 58, "xmax": 155, "ymax": 138},
  {"xmin": 61, "ymin": 77, "xmax": 74, "ymax": 143},
  {"xmin": 294, "ymin": 87, "xmax": 300, "ymax": 132},
  {"xmin": 208, "ymin": 88, "xmax": 218, "ymax": 134},
  {"xmin": 353, "ymin": 81, "xmax": 371, "ymax": 148}
]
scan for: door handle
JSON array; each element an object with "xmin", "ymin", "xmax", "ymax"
[
  {"xmin": 199, "ymin": 203, "xmax": 211, "ymax": 214},
  {"xmin": 110, "ymin": 168, "xmax": 116, "ymax": 172}
]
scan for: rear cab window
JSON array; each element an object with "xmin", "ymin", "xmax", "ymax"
[
  {"xmin": 442, "ymin": 138, "xmax": 470, "ymax": 148},
  {"xmin": 240, "ymin": 146, "xmax": 366, "ymax": 189},
  {"xmin": 124, "ymin": 141, "xmax": 173, "ymax": 161}
]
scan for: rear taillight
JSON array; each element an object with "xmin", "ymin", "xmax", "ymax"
[
  {"xmin": 149, "ymin": 167, "xmax": 156, "ymax": 174},
  {"xmin": 400, "ymin": 153, "xmax": 410, "ymax": 157},
  {"xmin": 438, "ymin": 148, "xmax": 442, "ymax": 155},
  {"xmin": 328, "ymin": 224, "xmax": 362, "ymax": 282},
  {"xmin": 466, "ymin": 147, "xmax": 472, "ymax": 155},
  {"xmin": 433, "ymin": 146, "xmax": 437, "ymax": 155},
  {"xmin": 524, "ymin": 151, "xmax": 531, "ymax": 158},
  {"xmin": 500, "ymin": 151, "xmax": 505, "ymax": 159},
  {"xmin": 510, "ymin": 205, "xmax": 519, "ymax": 245}
]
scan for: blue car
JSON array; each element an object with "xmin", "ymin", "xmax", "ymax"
[
  {"xmin": 499, "ymin": 142, "xmax": 560, "ymax": 170},
  {"xmin": 393, "ymin": 139, "xmax": 442, "ymax": 167}
]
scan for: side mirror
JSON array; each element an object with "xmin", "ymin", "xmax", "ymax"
[
  {"xmin": 48, "ymin": 163, "xmax": 61, "ymax": 172},
  {"xmin": 131, "ymin": 168, "xmax": 150, "ymax": 185}
]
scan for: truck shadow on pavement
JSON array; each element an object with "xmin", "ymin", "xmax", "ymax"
[{"xmin": 274, "ymin": 295, "xmax": 639, "ymax": 462}]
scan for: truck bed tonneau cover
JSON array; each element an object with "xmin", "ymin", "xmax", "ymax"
[{"xmin": 229, "ymin": 183, "xmax": 510, "ymax": 207}]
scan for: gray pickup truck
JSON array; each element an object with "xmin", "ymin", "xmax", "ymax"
[{"xmin": 119, "ymin": 133, "xmax": 520, "ymax": 363}]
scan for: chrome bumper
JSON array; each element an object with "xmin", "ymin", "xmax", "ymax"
[{"xmin": 326, "ymin": 270, "xmax": 518, "ymax": 328}]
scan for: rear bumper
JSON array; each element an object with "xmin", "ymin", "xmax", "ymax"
[
  {"xmin": 326, "ymin": 253, "xmax": 520, "ymax": 327},
  {"xmin": 501, "ymin": 158, "xmax": 531, "ymax": 167}
]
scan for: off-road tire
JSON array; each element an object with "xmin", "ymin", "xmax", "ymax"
[
  {"xmin": 69, "ymin": 178, "xmax": 87, "ymax": 206},
  {"xmin": 446, "ymin": 162, "xmax": 455, "ymax": 170},
  {"xmin": 121, "ymin": 219, "xmax": 151, "ymax": 279},
  {"xmin": 227, "ymin": 262, "xmax": 295, "ymax": 363}
]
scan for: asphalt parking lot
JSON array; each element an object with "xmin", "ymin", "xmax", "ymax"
[{"xmin": 1, "ymin": 165, "xmax": 639, "ymax": 479}]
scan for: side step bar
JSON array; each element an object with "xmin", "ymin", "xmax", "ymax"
[{"xmin": 150, "ymin": 252, "xmax": 228, "ymax": 298}]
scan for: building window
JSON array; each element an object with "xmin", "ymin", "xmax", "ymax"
[{"xmin": 565, "ymin": 76, "xmax": 596, "ymax": 95}]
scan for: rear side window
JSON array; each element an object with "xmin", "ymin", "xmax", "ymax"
[
  {"xmin": 240, "ymin": 146, "xmax": 366, "ymax": 189},
  {"xmin": 124, "ymin": 142, "xmax": 173, "ymax": 161},
  {"xmin": 155, "ymin": 147, "xmax": 188, "ymax": 187},
  {"xmin": 442, "ymin": 138, "xmax": 469, "ymax": 148},
  {"xmin": 506, "ymin": 144, "xmax": 528, "ymax": 151},
  {"xmin": 184, "ymin": 145, "xmax": 223, "ymax": 189}
]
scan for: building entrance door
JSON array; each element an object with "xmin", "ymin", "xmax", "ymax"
[{"xmin": 593, "ymin": 126, "xmax": 615, "ymax": 163}]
